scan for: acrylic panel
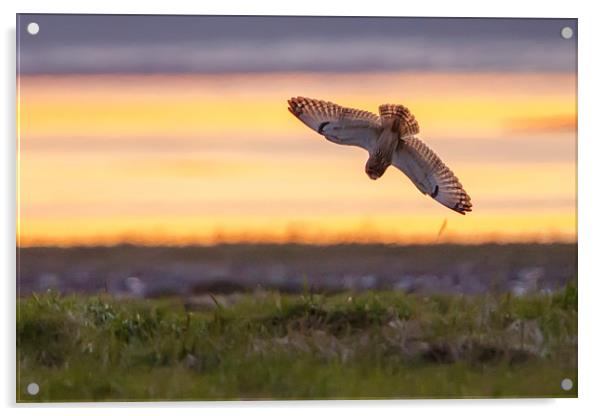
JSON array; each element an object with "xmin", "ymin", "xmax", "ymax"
[{"xmin": 16, "ymin": 14, "xmax": 577, "ymax": 402}]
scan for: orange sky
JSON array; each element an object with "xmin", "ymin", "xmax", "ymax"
[{"xmin": 17, "ymin": 72, "xmax": 577, "ymax": 246}]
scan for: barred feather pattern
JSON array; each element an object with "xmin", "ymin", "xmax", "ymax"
[
  {"xmin": 378, "ymin": 104, "xmax": 420, "ymax": 138},
  {"xmin": 287, "ymin": 97, "xmax": 381, "ymax": 150},
  {"xmin": 288, "ymin": 97, "xmax": 380, "ymax": 127},
  {"xmin": 393, "ymin": 137, "xmax": 472, "ymax": 215}
]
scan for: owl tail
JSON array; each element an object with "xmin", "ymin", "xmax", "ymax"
[{"xmin": 378, "ymin": 104, "xmax": 420, "ymax": 138}]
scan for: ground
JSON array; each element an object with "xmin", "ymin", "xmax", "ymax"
[{"xmin": 17, "ymin": 283, "xmax": 577, "ymax": 402}]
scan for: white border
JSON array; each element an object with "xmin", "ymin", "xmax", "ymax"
[{"xmin": 3, "ymin": 0, "xmax": 601, "ymax": 414}]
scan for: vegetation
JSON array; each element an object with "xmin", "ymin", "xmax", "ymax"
[{"xmin": 17, "ymin": 283, "xmax": 577, "ymax": 402}]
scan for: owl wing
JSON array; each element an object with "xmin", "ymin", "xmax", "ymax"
[
  {"xmin": 288, "ymin": 97, "xmax": 382, "ymax": 151},
  {"xmin": 392, "ymin": 137, "xmax": 472, "ymax": 215}
]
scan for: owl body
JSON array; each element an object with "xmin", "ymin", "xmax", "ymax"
[{"xmin": 365, "ymin": 128, "xmax": 398, "ymax": 180}]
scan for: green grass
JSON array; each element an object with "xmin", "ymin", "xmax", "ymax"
[{"xmin": 17, "ymin": 283, "xmax": 577, "ymax": 402}]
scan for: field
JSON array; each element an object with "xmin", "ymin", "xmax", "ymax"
[
  {"xmin": 17, "ymin": 282, "xmax": 577, "ymax": 401},
  {"xmin": 18, "ymin": 243, "xmax": 577, "ymax": 296}
]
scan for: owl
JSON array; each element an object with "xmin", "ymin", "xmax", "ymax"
[{"xmin": 288, "ymin": 97, "xmax": 472, "ymax": 214}]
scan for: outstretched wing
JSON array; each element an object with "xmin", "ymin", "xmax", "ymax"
[
  {"xmin": 288, "ymin": 97, "xmax": 382, "ymax": 151},
  {"xmin": 392, "ymin": 137, "xmax": 472, "ymax": 215}
]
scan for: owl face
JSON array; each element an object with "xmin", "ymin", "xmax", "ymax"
[{"xmin": 365, "ymin": 156, "xmax": 390, "ymax": 180}]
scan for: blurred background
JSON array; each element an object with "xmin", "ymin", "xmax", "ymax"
[{"xmin": 16, "ymin": 15, "xmax": 577, "ymax": 297}]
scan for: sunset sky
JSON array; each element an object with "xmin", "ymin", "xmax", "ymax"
[{"xmin": 17, "ymin": 15, "xmax": 577, "ymax": 246}]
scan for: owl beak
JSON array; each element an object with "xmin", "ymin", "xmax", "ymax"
[{"xmin": 366, "ymin": 168, "xmax": 379, "ymax": 180}]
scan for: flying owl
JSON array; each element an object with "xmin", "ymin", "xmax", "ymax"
[{"xmin": 287, "ymin": 97, "xmax": 472, "ymax": 215}]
